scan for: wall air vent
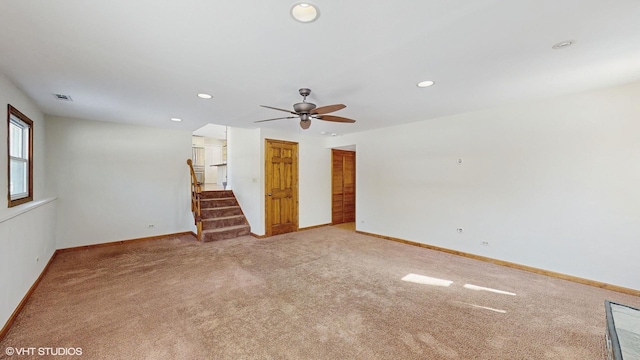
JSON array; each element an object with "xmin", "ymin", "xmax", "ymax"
[{"xmin": 53, "ymin": 93, "xmax": 73, "ymax": 101}]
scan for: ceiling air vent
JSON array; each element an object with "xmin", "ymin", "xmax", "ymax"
[{"xmin": 53, "ymin": 93, "xmax": 73, "ymax": 101}]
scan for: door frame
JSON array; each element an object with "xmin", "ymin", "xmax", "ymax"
[{"xmin": 264, "ymin": 139, "xmax": 299, "ymax": 237}]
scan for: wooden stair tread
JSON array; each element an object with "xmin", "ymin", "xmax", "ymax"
[
  {"xmin": 201, "ymin": 205, "xmax": 240, "ymax": 210},
  {"xmin": 201, "ymin": 215, "xmax": 245, "ymax": 222},
  {"xmin": 202, "ymin": 224, "xmax": 250, "ymax": 233}
]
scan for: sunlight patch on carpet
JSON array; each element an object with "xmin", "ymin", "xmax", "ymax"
[
  {"xmin": 463, "ymin": 284, "xmax": 516, "ymax": 296},
  {"xmin": 401, "ymin": 273, "xmax": 453, "ymax": 287},
  {"xmin": 463, "ymin": 303, "xmax": 507, "ymax": 313}
]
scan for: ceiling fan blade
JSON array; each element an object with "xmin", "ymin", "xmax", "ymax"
[
  {"xmin": 311, "ymin": 104, "xmax": 346, "ymax": 115},
  {"xmin": 315, "ymin": 115, "xmax": 356, "ymax": 123},
  {"xmin": 254, "ymin": 116, "xmax": 297, "ymax": 123},
  {"xmin": 260, "ymin": 105, "xmax": 297, "ymax": 115}
]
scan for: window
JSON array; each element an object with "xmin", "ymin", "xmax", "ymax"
[{"xmin": 7, "ymin": 105, "xmax": 33, "ymax": 207}]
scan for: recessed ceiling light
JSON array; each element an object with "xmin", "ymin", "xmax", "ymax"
[
  {"xmin": 291, "ymin": 2, "xmax": 320, "ymax": 23},
  {"xmin": 552, "ymin": 40, "xmax": 575, "ymax": 50},
  {"xmin": 170, "ymin": 118, "xmax": 182, "ymax": 122},
  {"xmin": 417, "ymin": 80, "xmax": 435, "ymax": 88},
  {"xmin": 197, "ymin": 93, "xmax": 212, "ymax": 99}
]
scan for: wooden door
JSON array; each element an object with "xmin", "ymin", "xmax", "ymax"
[
  {"xmin": 332, "ymin": 149, "xmax": 356, "ymax": 224},
  {"xmin": 265, "ymin": 139, "xmax": 299, "ymax": 236}
]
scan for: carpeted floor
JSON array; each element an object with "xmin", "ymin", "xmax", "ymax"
[
  {"xmin": 333, "ymin": 222, "xmax": 356, "ymax": 231},
  {"xmin": 1, "ymin": 226, "xmax": 639, "ymax": 359}
]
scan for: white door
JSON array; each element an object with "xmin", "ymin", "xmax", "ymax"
[{"xmin": 204, "ymin": 145, "xmax": 222, "ymax": 184}]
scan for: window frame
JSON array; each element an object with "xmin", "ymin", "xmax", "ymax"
[{"xmin": 7, "ymin": 104, "xmax": 34, "ymax": 207}]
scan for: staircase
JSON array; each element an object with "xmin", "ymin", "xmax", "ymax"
[{"xmin": 199, "ymin": 190, "xmax": 251, "ymax": 242}]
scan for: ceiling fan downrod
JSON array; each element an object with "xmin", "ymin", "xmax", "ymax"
[
  {"xmin": 298, "ymin": 88, "xmax": 311, "ymax": 100},
  {"xmin": 293, "ymin": 88, "xmax": 316, "ymax": 114}
]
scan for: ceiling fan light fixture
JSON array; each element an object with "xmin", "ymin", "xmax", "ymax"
[{"xmin": 291, "ymin": 2, "xmax": 320, "ymax": 23}]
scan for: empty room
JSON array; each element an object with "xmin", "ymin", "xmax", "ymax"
[{"xmin": 1, "ymin": 1, "xmax": 639, "ymax": 359}]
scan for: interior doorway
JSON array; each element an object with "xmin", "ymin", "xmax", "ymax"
[
  {"xmin": 204, "ymin": 145, "xmax": 222, "ymax": 185},
  {"xmin": 192, "ymin": 124, "xmax": 228, "ymax": 191},
  {"xmin": 265, "ymin": 139, "xmax": 299, "ymax": 236},
  {"xmin": 332, "ymin": 149, "xmax": 356, "ymax": 226}
]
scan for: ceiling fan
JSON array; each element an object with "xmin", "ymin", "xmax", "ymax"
[{"xmin": 255, "ymin": 88, "xmax": 356, "ymax": 129}]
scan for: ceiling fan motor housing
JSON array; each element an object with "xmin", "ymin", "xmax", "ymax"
[{"xmin": 293, "ymin": 102, "xmax": 316, "ymax": 113}]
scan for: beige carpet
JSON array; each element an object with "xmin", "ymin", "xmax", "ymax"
[
  {"xmin": 1, "ymin": 227, "xmax": 639, "ymax": 359},
  {"xmin": 333, "ymin": 222, "xmax": 356, "ymax": 231}
]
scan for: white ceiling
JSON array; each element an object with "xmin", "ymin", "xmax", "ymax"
[
  {"xmin": 192, "ymin": 123, "xmax": 227, "ymax": 140},
  {"xmin": 1, "ymin": 1, "xmax": 639, "ymax": 136}
]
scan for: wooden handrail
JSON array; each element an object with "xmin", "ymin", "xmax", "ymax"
[{"xmin": 187, "ymin": 159, "xmax": 203, "ymax": 240}]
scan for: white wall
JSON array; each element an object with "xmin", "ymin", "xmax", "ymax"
[
  {"xmin": 298, "ymin": 136, "xmax": 332, "ymax": 228},
  {"xmin": 0, "ymin": 72, "xmax": 57, "ymax": 330},
  {"xmin": 46, "ymin": 116, "xmax": 193, "ymax": 248},
  {"xmin": 328, "ymin": 81, "xmax": 640, "ymax": 290},
  {"xmin": 227, "ymin": 127, "xmax": 332, "ymax": 235},
  {"xmin": 227, "ymin": 127, "xmax": 262, "ymax": 234}
]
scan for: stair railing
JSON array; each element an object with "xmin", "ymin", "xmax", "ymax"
[{"xmin": 186, "ymin": 159, "xmax": 203, "ymax": 240}]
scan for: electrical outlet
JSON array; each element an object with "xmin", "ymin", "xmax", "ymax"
[{"xmin": 481, "ymin": 241, "xmax": 489, "ymax": 246}]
